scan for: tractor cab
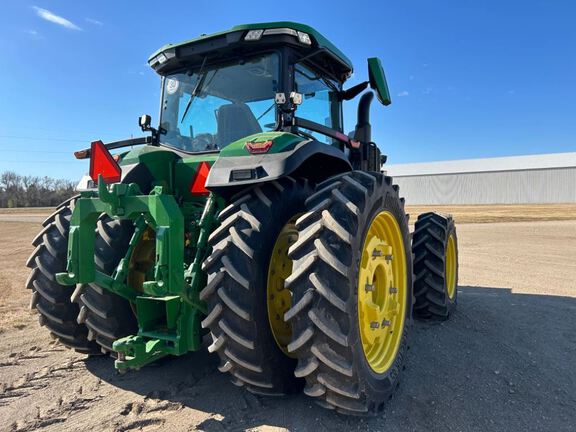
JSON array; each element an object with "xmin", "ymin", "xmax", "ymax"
[{"xmin": 147, "ymin": 22, "xmax": 390, "ymax": 171}]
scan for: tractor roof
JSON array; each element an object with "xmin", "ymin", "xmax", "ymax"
[{"xmin": 148, "ymin": 21, "xmax": 353, "ymax": 81}]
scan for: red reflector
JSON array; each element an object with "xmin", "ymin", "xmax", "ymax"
[
  {"xmin": 245, "ymin": 140, "xmax": 273, "ymax": 154},
  {"xmin": 190, "ymin": 161, "xmax": 211, "ymax": 195},
  {"xmin": 89, "ymin": 140, "xmax": 121, "ymax": 184}
]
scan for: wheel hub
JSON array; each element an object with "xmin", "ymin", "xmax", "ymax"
[
  {"xmin": 446, "ymin": 234, "xmax": 457, "ymax": 299},
  {"xmin": 358, "ymin": 211, "xmax": 407, "ymax": 374},
  {"xmin": 267, "ymin": 220, "xmax": 298, "ymax": 356}
]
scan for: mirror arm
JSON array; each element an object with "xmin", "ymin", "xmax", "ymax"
[{"xmin": 340, "ymin": 81, "xmax": 369, "ymax": 101}]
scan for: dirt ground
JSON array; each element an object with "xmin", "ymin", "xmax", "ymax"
[{"xmin": 0, "ymin": 208, "xmax": 575, "ymax": 431}]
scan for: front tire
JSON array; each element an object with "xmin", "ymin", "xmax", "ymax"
[
  {"xmin": 286, "ymin": 171, "xmax": 413, "ymax": 415},
  {"xmin": 412, "ymin": 212, "xmax": 458, "ymax": 320}
]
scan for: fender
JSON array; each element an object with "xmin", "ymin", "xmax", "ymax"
[{"xmin": 206, "ymin": 132, "xmax": 351, "ymax": 198}]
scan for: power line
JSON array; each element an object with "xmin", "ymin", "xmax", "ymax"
[
  {"xmin": 0, "ymin": 149, "xmax": 71, "ymax": 154},
  {"xmin": 5, "ymin": 126, "xmax": 121, "ymax": 135},
  {"xmin": 0, "ymin": 135, "xmax": 90, "ymax": 143},
  {"xmin": 0, "ymin": 134, "xmax": 133, "ymax": 143},
  {"xmin": 1, "ymin": 160, "xmax": 81, "ymax": 164}
]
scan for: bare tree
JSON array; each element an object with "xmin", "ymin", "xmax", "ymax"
[{"xmin": 0, "ymin": 171, "xmax": 76, "ymax": 208}]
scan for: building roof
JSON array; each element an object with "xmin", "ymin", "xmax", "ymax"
[{"xmin": 385, "ymin": 152, "xmax": 576, "ymax": 177}]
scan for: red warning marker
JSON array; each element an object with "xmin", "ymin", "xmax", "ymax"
[
  {"xmin": 190, "ymin": 161, "xmax": 211, "ymax": 195},
  {"xmin": 89, "ymin": 140, "xmax": 121, "ymax": 184}
]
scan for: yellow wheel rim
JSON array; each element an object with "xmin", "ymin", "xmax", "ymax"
[
  {"xmin": 267, "ymin": 219, "xmax": 298, "ymax": 356},
  {"xmin": 358, "ymin": 211, "xmax": 407, "ymax": 374},
  {"xmin": 446, "ymin": 234, "xmax": 457, "ymax": 299},
  {"xmin": 127, "ymin": 227, "xmax": 155, "ymax": 294}
]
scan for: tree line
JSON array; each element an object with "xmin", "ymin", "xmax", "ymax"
[{"xmin": 0, "ymin": 171, "xmax": 76, "ymax": 208}]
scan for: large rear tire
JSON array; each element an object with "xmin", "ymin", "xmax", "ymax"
[
  {"xmin": 286, "ymin": 171, "xmax": 413, "ymax": 415},
  {"xmin": 201, "ymin": 178, "xmax": 311, "ymax": 395},
  {"xmin": 25, "ymin": 197, "xmax": 100, "ymax": 354},
  {"xmin": 412, "ymin": 212, "xmax": 458, "ymax": 320},
  {"xmin": 73, "ymin": 217, "xmax": 138, "ymax": 353}
]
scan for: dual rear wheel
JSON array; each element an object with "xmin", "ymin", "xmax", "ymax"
[{"xmin": 202, "ymin": 171, "xmax": 416, "ymax": 414}]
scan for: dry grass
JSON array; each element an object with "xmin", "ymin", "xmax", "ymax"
[
  {"xmin": 0, "ymin": 207, "xmax": 53, "ymax": 215},
  {"xmin": 406, "ymin": 203, "xmax": 576, "ymax": 224}
]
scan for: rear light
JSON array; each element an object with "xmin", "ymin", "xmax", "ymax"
[
  {"xmin": 190, "ymin": 161, "xmax": 211, "ymax": 195},
  {"xmin": 245, "ymin": 140, "xmax": 273, "ymax": 154},
  {"xmin": 89, "ymin": 140, "xmax": 121, "ymax": 184}
]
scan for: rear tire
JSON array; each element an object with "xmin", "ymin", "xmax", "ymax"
[
  {"xmin": 201, "ymin": 178, "xmax": 311, "ymax": 395},
  {"xmin": 73, "ymin": 217, "xmax": 138, "ymax": 353},
  {"xmin": 286, "ymin": 171, "xmax": 413, "ymax": 415},
  {"xmin": 412, "ymin": 212, "xmax": 458, "ymax": 320},
  {"xmin": 25, "ymin": 197, "xmax": 100, "ymax": 354}
]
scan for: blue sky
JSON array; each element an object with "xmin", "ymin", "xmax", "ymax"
[{"xmin": 0, "ymin": 1, "xmax": 574, "ymax": 180}]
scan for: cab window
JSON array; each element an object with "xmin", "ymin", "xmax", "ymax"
[{"xmin": 294, "ymin": 63, "xmax": 342, "ymax": 144}]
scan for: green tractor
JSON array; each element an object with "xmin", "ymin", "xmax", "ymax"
[{"xmin": 25, "ymin": 22, "xmax": 458, "ymax": 415}]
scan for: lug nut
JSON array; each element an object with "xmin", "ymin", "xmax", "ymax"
[
  {"xmin": 370, "ymin": 321, "xmax": 380, "ymax": 329},
  {"xmin": 382, "ymin": 319, "xmax": 391, "ymax": 327},
  {"xmin": 372, "ymin": 250, "xmax": 383, "ymax": 258},
  {"xmin": 389, "ymin": 287, "xmax": 398, "ymax": 294},
  {"xmin": 385, "ymin": 255, "xmax": 393, "ymax": 261},
  {"xmin": 365, "ymin": 283, "xmax": 375, "ymax": 292}
]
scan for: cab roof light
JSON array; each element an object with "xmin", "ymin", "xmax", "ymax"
[
  {"xmin": 263, "ymin": 28, "xmax": 298, "ymax": 37},
  {"xmin": 149, "ymin": 50, "xmax": 176, "ymax": 67},
  {"xmin": 297, "ymin": 31, "xmax": 312, "ymax": 45},
  {"xmin": 244, "ymin": 29, "xmax": 264, "ymax": 41},
  {"xmin": 244, "ymin": 28, "xmax": 312, "ymax": 46}
]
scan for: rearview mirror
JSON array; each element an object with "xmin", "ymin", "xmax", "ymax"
[{"xmin": 368, "ymin": 58, "xmax": 391, "ymax": 106}]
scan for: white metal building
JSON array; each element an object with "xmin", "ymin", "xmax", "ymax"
[{"xmin": 384, "ymin": 152, "xmax": 576, "ymax": 205}]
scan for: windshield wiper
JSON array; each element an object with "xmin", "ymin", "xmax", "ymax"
[
  {"xmin": 180, "ymin": 72, "xmax": 209, "ymax": 124},
  {"xmin": 256, "ymin": 102, "xmax": 276, "ymax": 121}
]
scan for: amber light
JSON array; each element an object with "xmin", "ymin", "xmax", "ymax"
[
  {"xmin": 245, "ymin": 140, "xmax": 273, "ymax": 154},
  {"xmin": 89, "ymin": 140, "xmax": 121, "ymax": 184}
]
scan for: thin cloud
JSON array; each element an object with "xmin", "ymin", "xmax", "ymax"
[
  {"xmin": 397, "ymin": 91, "xmax": 410, "ymax": 97},
  {"xmin": 32, "ymin": 6, "xmax": 82, "ymax": 31},
  {"xmin": 85, "ymin": 18, "xmax": 103, "ymax": 26},
  {"xmin": 25, "ymin": 29, "xmax": 43, "ymax": 39}
]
